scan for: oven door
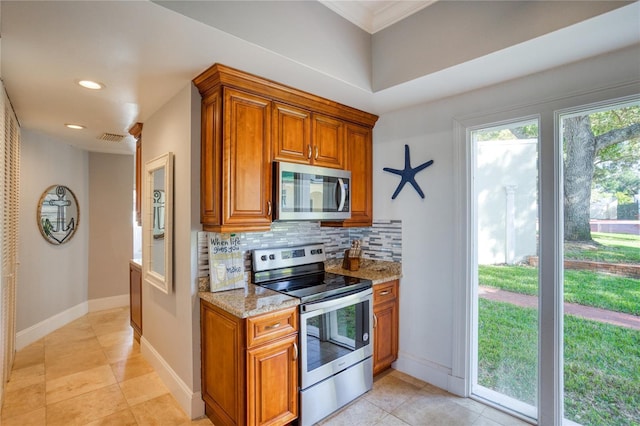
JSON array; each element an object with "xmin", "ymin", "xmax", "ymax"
[{"xmin": 299, "ymin": 288, "xmax": 373, "ymax": 390}]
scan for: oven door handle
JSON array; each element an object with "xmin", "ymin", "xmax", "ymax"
[{"xmin": 300, "ymin": 288, "xmax": 372, "ymax": 313}]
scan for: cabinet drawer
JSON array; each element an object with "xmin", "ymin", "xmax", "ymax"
[
  {"xmin": 373, "ymin": 281, "xmax": 398, "ymax": 305},
  {"xmin": 246, "ymin": 307, "xmax": 297, "ymax": 348}
]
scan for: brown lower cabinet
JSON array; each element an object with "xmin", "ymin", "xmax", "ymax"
[
  {"xmin": 373, "ymin": 280, "xmax": 399, "ymax": 376},
  {"xmin": 129, "ymin": 260, "xmax": 142, "ymax": 341},
  {"xmin": 200, "ymin": 300, "xmax": 298, "ymax": 426}
]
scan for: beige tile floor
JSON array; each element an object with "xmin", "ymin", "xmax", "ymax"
[
  {"xmin": 320, "ymin": 370, "xmax": 531, "ymax": 426},
  {"xmin": 1, "ymin": 307, "xmax": 213, "ymax": 426},
  {"xmin": 2, "ymin": 306, "xmax": 530, "ymax": 426}
]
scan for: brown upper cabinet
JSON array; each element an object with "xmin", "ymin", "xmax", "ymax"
[
  {"xmin": 193, "ymin": 64, "xmax": 378, "ymax": 232},
  {"xmin": 272, "ymin": 102, "xmax": 345, "ymax": 169}
]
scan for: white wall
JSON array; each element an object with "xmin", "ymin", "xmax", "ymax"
[
  {"xmin": 17, "ymin": 130, "xmax": 89, "ymax": 335},
  {"xmin": 139, "ymin": 83, "xmax": 202, "ymax": 418},
  {"xmin": 372, "ymin": 45, "xmax": 640, "ymax": 391},
  {"xmin": 476, "ymin": 139, "xmax": 538, "ymax": 265},
  {"xmin": 88, "ymin": 152, "xmax": 134, "ymax": 302},
  {"xmin": 155, "ymin": 1, "xmax": 371, "ymax": 91}
]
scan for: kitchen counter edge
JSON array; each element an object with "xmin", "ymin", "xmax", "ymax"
[{"xmin": 198, "ymin": 284, "xmax": 299, "ymax": 319}]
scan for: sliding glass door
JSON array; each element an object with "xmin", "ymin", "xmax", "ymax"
[
  {"xmin": 466, "ymin": 99, "xmax": 639, "ymax": 425},
  {"xmin": 471, "ymin": 118, "xmax": 540, "ymax": 420},
  {"xmin": 559, "ymin": 101, "xmax": 640, "ymax": 426}
]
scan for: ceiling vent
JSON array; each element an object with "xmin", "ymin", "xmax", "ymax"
[{"xmin": 97, "ymin": 132, "xmax": 126, "ymax": 143}]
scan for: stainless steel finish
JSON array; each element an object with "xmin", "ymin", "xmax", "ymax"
[
  {"xmin": 274, "ymin": 161, "xmax": 351, "ymax": 221},
  {"xmin": 300, "ymin": 287, "xmax": 372, "ymax": 313},
  {"xmin": 299, "ymin": 357, "xmax": 373, "ymax": 426},
  {"xmin": 252, "ymin": 243, "xmax": 326, "ymax": 272},
  {"xmin": 300, "ymin": 288, "xmax": 373, "ymax": 390}
]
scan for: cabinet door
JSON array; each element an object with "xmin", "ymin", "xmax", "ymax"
[
  {"xmin": 201, "ymin": 302, "xmax": 245, "ymax": 426},
  {"xmin": 129, "ymin": 262, "xmax": 142, "ymax": 340},
  {"xmin": 345, "ymin": 123, "xmax": 373, "ymax": 227},
  {"xmin": 373, "ymin": 300, "xmax": 398, "ymax": 375},
  {"xmin": 201, "ymin": 90, "xmax": 222, "ymax": 229},
  {"xmin": 311, "ymin": 114, "xmax": 345, "ymax": 169},
  {"xmin": 272, "ymin": 102, "xmax": 311, "ymax": 165},
  {"xmin": 246, "ymin": 334, "xmax": 298, "ymax": 426},
  {"xmin": 224, "ymin": 88, "xmax": 272, "ymax": 229}
]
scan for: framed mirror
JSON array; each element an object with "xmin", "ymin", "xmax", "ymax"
[
  {"xmin": 37, "ymin": 185, "xmax": 79, "ymax": 245},
  {"xmin": 143, "ymin": 152, "xmax": 173, "ymax": 294}
]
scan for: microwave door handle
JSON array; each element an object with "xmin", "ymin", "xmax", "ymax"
[{"xmin": 336, "ymin": 178, "xmax": 346, "ymax": 212}]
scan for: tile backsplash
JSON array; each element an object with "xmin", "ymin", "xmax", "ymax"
[{"xmin": 198, "ymin": 220, "xmax": 402, "ymax": 279}]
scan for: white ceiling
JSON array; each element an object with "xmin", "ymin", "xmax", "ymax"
[{"xmin": 1, "ymin": 1, "xmax": 638, "ymax": 155}]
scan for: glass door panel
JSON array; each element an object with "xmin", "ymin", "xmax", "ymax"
[
  {"xmin": 560, "ymin": 102, "xmax": 640, "ymax": 426},
  {"xmin": 471, "ymin": 118, "xmax": 540, "ymax": 419}
]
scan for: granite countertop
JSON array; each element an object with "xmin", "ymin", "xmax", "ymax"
[
  {"xmin": 198, "ymin": 258, "xmax": 401, "ymax": 318},
  {"xmin": 325, "ymin": 258, "xmax": 402, "ymax": 285},
  {"xmin": 198, "ymin": 284, "xmax": 299, "ymax": 319}
]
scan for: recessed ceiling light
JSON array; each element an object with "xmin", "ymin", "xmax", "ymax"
[
  {"xmin": 77, "ymin": 80, "xmax": 104, "ymax": 90},
  {"xmin": 65, "ymin": 123, "xmax": 86, "ymax": 130}
]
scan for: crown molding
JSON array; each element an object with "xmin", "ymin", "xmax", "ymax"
[{"xmin": 319, "ymin": 1, "xmax": 436, "ymax": 34}]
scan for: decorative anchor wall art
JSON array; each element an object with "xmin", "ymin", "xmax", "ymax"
[
  {"xmin": 37, "ymin": 184, "xmax": 79, "ymax": 245},
  {"xmin": 383, "ymin": 144, "xmax": 434, "ymax": 200}
]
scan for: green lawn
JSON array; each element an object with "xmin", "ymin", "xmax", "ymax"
[
  {"xmin": 479, "ymin": 232, "xmax": 640, "ymax": 314},
  {"xmin": 479, "ymin": 232, "xmax": 640, "ymax": 425},
  {"xmin": 478, "ymin": 265, "xmax": 640, "ymax": 315},
  {"xmin": 478, "ymin": 299, "xmax": 640, "ymax": 426},
  {"xmin": 565, "ymin": 232, "xmax": 640, "ymax": 264}
]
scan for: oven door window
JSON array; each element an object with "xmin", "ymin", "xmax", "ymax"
[{"xmin": 304, "ymin": 299, "xmax": 369, "ymax": 372}]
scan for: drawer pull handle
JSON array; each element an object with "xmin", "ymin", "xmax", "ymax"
[
  {"xmin": 267, "ymin": 201, "xmax": 272, "ymax": 217},
  {"xmin": 379, "ymin": 290, "xmax": 390, "ymax": 296},
  {"xmin": 373, "ymin": 314, "xmax": 378, "ymax": 329},
  {"xmin": 293, "ymin": 342, "xmax": 298, "ymax": 360},
  {"xmin": 265, "ymin": 322, "xmax": 281, "ymax": 330},
  {"xmin": 314, "ymin": 146, "xmax": 319, "ymax": 160},
  {"xmin": 307, "ymin": 144, "xmax": 312, "ymax": 159}
]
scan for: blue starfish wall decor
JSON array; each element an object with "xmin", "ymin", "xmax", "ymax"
[{"xmin": 383, "ymin": 144, "xmax": 434, "ymax": 199}]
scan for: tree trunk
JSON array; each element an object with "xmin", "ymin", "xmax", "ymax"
[{"xmin": 563, "ymin": 116, "xmax": 596, "ymax": 241}]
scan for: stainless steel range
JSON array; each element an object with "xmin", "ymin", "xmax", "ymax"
[{"xmin": 252, "ymin": 243, "xmax": 373, "ymax": 426}]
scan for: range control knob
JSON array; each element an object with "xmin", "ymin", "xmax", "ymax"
[
  {"xmin": 260, "ymin": 255, "xmax": 267, "ymax": 261},
  {"xmin": 269, "ymin": 254, "xmax": 276, "ymax": 260}
]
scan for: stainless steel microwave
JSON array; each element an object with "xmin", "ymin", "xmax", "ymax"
[{"xmin": 274, "ymin": 161, "xmax": 351, "ymax": 221}]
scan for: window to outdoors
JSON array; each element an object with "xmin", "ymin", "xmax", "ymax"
[
  {"xmin": 560, "ymin": 101, "xmax": 640, "ymax": 425},
  {"xmin": 471, "ymin": 118, "xmax": 540, "ymax": 420}
]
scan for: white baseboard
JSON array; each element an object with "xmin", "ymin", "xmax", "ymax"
[
  {"xmin": 16, "ymin": 301, "xmax": 88, "ymax": 350},
  {"xmin": 447, "ymin": 374, "xmax": 467, "ymax": 397},
  {"xmin": 393, "ymin": 350, "xmax": 452, "ymax": 392},
  {"xmin": 15, "ymin": 294, "xmax": 130, "ymax": 351},
  {"xmin": 88, "ymin": 294, "xmax": 129, "ymax": 312},
  {"xmin": 140, "ymin": 337, "xmax": 205, "ymax": 419}
]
